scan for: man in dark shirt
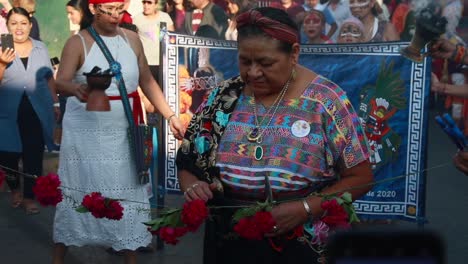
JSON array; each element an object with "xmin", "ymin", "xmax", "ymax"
[{"xmin": 184, "ymin": 0, "xmax": 228, "ymax": 39}]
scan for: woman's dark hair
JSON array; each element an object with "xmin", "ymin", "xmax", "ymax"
[
  {"xmin": 80, "ymin": 0, "xmax": 94, "ymax": 30},
  {"xmin": 237, "ymin": 7, "xmax": 298, "ymax": 54},
  {"xmin": 66, "ymin": 0, "xmax": 83, "ymax": 11},
  {"xmin": 227, "ymin": 0, "xmax": 256, "ymax": 19},
  {"xmin": 6, "ymin": 7, "xmax": 32, "ymax": 23}
]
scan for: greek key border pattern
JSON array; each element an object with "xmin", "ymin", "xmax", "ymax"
[
  {"xmin": 173, "ymin": 34, "xmax": 237, "ymax": 49},
  {"xmin": 164, "ymin": 40, "xmax": 180, "ymax": 191},
  {"xmin": 300, "ymin": 42, "xmax": 407, "ymax": 55}
]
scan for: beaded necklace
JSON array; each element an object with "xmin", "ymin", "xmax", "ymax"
[{"xmin": 247, "ymin": 74, "xmax": 292, "ymax": 160}]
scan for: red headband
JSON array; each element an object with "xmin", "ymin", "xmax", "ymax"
[
  {"xmin": 236, "ymin": 9, "xmax": 299, "ymax": 44},
  {"xmin": 89, "ymin": 0, "xmax": 124, "ymax": 4}
]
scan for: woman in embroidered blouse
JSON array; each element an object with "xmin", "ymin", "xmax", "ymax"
[
  {"xmin": 176, "ymin": 7, "xmax": 373, "ymax": 264},
  {"xmin": 0, "ymin": 7, "xmax": 59, "ymax": 214}
]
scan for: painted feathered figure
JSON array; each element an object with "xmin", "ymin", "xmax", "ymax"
[{"xmin": 358, "ymin": 60, "xmax": 407, "ymax": 170}]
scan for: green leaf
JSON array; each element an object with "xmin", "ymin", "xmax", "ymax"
[
  {"xmin": 75, "ymin": 206, "xmax": 89, "ymax": 213},
  {"xmin": 232, "ymin": 206, "xmax": 260, "ymax": 223},
  {"xmin": 144, "ymin": 217, "xmax": 165, "ymax": 226},
  {"xmin": 340, "ymin": 192, "xmax": 353, "ymax": 203},
  {"xmin": 163, "ymin": 210, "xmax": 184, "ymax": 227},
  {"xmin": 143, "ymin": 217, "xmax": 166, "ymax": 230},
  {"xmin": 159, "ymin": 208, "xmax": 182, "ymax": 216}
]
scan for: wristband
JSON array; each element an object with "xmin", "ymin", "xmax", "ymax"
[
  {"xmin": 53, "ymin": 102, "xmax": 60, "ymax": 107},
  {"xmin": 167, "ymin": 114, "xmax": 176, "ymax": 124}
]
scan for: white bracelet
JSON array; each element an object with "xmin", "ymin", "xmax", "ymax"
[
  {"xmin": 302, "ymin": 199, "xmax": 312, "ymax": 217},
  {"xmin": 53, "ymin": 102, "xmax": 60, "ymax": 107}
]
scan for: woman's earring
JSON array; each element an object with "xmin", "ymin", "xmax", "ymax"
[{"xmin": 291, "ymin": 67, "xmax": 297, "ymax": 81}]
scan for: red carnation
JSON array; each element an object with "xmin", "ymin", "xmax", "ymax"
[
  {"xmin": 0, "ymin": 168, "xmax": 5, "ymax": 188},
  {"xmin": 234, "ymin": 217, "xmax": 263, "ymax": 240},
  {"xmin": 106, "ymin": 200, "xmax": 124, "ymax": 220},
  {"xmin": 252, "ymin": 211, "xmax": 276, "ymax": 234},
  {"xmin": 181, "ymin": 199, "xmax": 209, "ymax": 232},
  {"xmin": 82, "ymin": 192, "xmax": 107, "ymax": 218},
  {"xmin": 320, "ymin": 199, "xmax": 350, "ymax": 228},
  {"xmin": 157, "ymin": 226, "xmax": 189, "ymax": 245},
  {"xmin": 32, "ymin": 173, "xmax": 63, "ymax": 206},
  {"xmin": 81, "ymin": 192, "xmax": 124, "ymax": 220}
]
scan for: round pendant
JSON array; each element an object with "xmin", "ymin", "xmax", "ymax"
[
  {"xmin": 247, "ymin": 127, "xmax": 261, "ymax": 142},
  {"xmin": 254, "ymin": 145, "xmax": 263, "ymax": 161}
]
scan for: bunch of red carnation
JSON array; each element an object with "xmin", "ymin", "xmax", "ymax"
[
  {"xmin": 78, "ymin": 192, "xmax": 124, "ymax": 220},
  {"xmin": 320, "ymin": 199, "xmax": 350, "ymax": 229},
  {"xmin": 233, "ymin": 211, "xmax": 276, "ymax": 240},
  {"xmin": 146, "ymin": 199, "xmax": 209, "ymax": 245},
  {"xmin": 181, "ymin": 199, "xmax": 209, "ymax": 231},
  {"xmin": 32, "ymin": 173, "xmax": 63, "ymax": 206},
  {"xmin": 151, "ymin": 226, "xmax": 189, "ymax": 245}
]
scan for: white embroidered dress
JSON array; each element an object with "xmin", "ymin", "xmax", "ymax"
[{"xmin": 53, "ymin": 32, "xmax": 152, "ymax": 251}]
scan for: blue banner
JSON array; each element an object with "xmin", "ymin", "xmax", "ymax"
[{"xmin": 162, "ymin": 33, "xmax": 430, "ymax": 222}]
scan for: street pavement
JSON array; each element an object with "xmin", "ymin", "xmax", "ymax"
[{"xmin": 2, "ymin": 107, "xmax": 468, "ymax": 263}]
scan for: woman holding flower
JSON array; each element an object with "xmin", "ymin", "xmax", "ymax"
[
  {"xmin": 176, "ymin": 7, "xmax": 373, "ymax": 264},
  {"xmin": 52, "ymin": 0, "xmax": 184, "ymax": 263}
]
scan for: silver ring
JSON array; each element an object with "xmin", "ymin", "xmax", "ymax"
[
  {"xmin": 272, "ymin": 225, "xmax": 278, "ymax": 232},
  {"xmin": 185, "ymin": 187, "xmax": 193, "ymax": 194},
  {"xmin": 191, "ymin": 183, "xmax": 199, "ymax": 189}
]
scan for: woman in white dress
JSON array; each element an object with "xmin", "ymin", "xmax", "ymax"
[{"xmin": 52, "ymin": 0, "xmax": 185, "ymax": 263}]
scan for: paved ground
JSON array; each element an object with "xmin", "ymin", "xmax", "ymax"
[{"xmin": 2, "ymin": 107, "xmax": 468, "ymax": 263}]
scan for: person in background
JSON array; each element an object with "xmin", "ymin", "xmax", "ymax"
[
  {"xmin": 52, "ymin": 0, "xmax": 185, "ymax": 263},
  {"xmin": 165, "ymin": 0, "xmax": 189, "ymax": 33},
  {"xmin": 375, "ymin": 0, "xmax": 389, "ymax": 22},
  {"xmin": 302, "ymin": 9, "xmax": 333, "ymax": 44},
  {"xmin": 0, "ymin": 0, "xmax": 12, "ymax": 34},
  {"xmin": 134, "ymin": 0, "xmax": 173, "ymax": 84},
  {"xmin": 224, "ymin": 0, "xmax": 255, "ymax": 41},
  {"xmin": 325, "ymin": 0, "xmax": 351, "ymax": 42},
  {"xmin": 177, "ymin": 7, "xmax": 373, "ymax": 264},
  {"xmin": 430, "ymin": 38, "xmax": 468, "ymax": 176},
  {"xmin": 349, "ymin": 0, "xmax": 398, "ymax": 42},
  {"xmin": 337, "ymin": 16, "xmax": 365, "ymax": 43},
  {"xmin": 0, "ymin": 7, "xmax": 59, "ymax": 214},
  {"xmin": 270, "ymin": 0, "xmax": 305, "ymax": 26},
  {"xmin": 12, "ymin": 0, "xmax": 40, "ymax": 40},
  {"xmin": 67, "ymin": 0, "xmax": 84, "ymax": 35},
  {"xmin": 302, "ymin": 0, "xmax": 337, "ymax": 41},
  {"xmin": 184, "ymin": 0, "xmax": 228, "ymax": 39},
  {"xmin": 126, "ymin": 0, "xmax": 143, "ymax": 17}
]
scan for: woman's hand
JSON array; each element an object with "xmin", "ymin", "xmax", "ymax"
[
  {"xmin": 53, "ymin": 105, "xmax": 61, "ymax": 122},
  {"xmin": 169, "ymin": 115, "xmax": 185, "ymax": 140},
  {"xmin": 183, "ymin": 180, "xmax": 217, "ymax": 202},
  {"xmin": 430, "ymin": 39, "xmax": 457, "ymax": 60},
  {"xmin": 265, "ymin": 200, "xmax": 309, "ymax": 237},
  {"xmin": 454, "ymin": 151, "xmax": 468, "ymax": 176},
  {"xmin": 74, "ymin": 84, "xmax": 88, "ymax": 102},
  {"xmin": 431, "ymin": 73, "xmax": 445, "ymax": 93},
  {"xmin": 0, "ymin": 47, "xmax": 15, "ymax": 65}
]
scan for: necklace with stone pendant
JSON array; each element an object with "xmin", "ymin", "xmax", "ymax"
[{"xmin": 248, "ymin": 77, "xmax": 291, "ymax": 161}]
